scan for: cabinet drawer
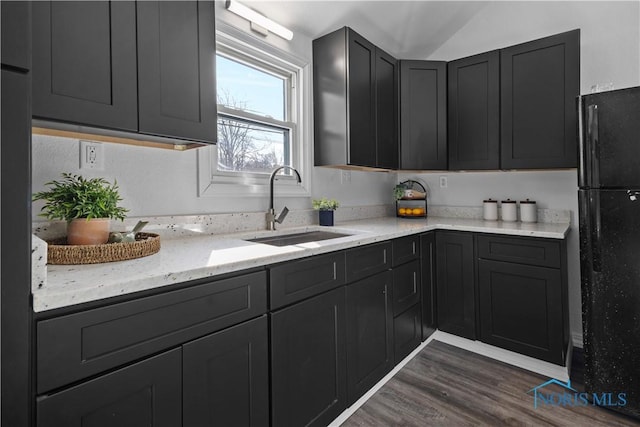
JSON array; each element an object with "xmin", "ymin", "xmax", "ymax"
[
  {"xmin": 270, "ymin": 252, "xmax": 346, "ymax": 310},
  {"xmin": 392, "ymin": 235, "xmax": 420, "ymax": 267},
  {"xmin": 392, "ymin": 260, "xmax": 420, "ymax": 316},
  {"xmin": 346, "ymin": 241, "xmax": 392, "ymax": 283},
  {"xmin": 37, "ymin": 271, "xmax": 267, "ymax": 393},
  {"xmin": 477, "ymin": 234, "xmax": 561, "ymax": 268}
]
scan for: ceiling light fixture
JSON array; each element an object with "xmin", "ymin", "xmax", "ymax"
[{"xmin": 225, "ymin": 0, "xmax": 293, "ymax": 41}]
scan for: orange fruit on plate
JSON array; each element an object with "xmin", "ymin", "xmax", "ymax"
[
  {"xmin": 412, "ymin": 208, "xmax": 423, "ymax": 215},
  {"xmin": 398, "ymin": 208, "xmax": 406, "ymax": 215}
]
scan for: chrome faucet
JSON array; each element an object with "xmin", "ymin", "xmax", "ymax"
[{"xmin": 267, "ymin": 166, "xmax": 302, "ymax": 230}]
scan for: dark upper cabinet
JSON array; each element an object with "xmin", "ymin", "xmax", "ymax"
[
  {"xmin": 420, "ymin": 232, "xmax": 437, "ymax": 340},
  {"xmin": 375, "ymin": 48, "xmax": 399, "ymax": 169},
  {"xmin": 183, "ymin": 316, "xmax": 269, "ymax": 427},
  {"xmin": 399, "ymin": 60, "xmax": 447, "ymax": 170},
  {"xmin": 37, "ymin": 349, "xmax": 182, "ymax": 427},
  {"xmin": 32, "ymin": 0, "xmax": 216, "ymax": 143},
  {"xmin": 347, "ymin": 30, "xmax": 376, "ymax": 167},
  {"xmin": 32, "ymin": 1, "xmax": 138, "ymax": 131},
  {"xmin": 137, "ymin": 1, "xmax": 217, "ymax": 143},
  {"xmin": 346, "ymin": 271, "xmax": 393, "ymax": 404},
  {"xmin": 271, "ymin": 287, "xmax": 347, "ymax": 427},
  {"xmin": 448, "ymin": 51, "xmax": 500, "ymax": 170},
  {"xmin": 313, "ymin": 27, "xmax": 397, "ymax": 169},
  {"xmin": 436, "ymin": 231, "xmax": 476, "ymax": 339},
  {"xmin": 1, "ymin": 1, "xmax": 31, "ymax": 70},
  {"xmin": 500, "ymin": 30, "xmax": 580, "ymax": 169}
]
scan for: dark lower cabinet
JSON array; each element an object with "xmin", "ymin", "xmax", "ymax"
[
  {"xmin": 137, "ymin": 1, "xmax": 216, "ymax": 143},
  {"xmin": 436, "ymin": 231, "xmax": 476, "ymax": 339},
  {"xmin": 183, "ymin": 316, "xmax": 269, "ymax": 427},
  {"xmin": 32, "ymin": 1, "xmax": 138, "ymax": 131},
  {"xmin": 500, "ymin": 29, "xmax": 580, "ymax": 169},
  {"xmin": 420, "ymin": 232, "xmax": 437, "ymax": 340},
  {"xmin": 393, "ymin": 303, "xmax": 422, "ymax": 362},
  {"xmin": 478, "ymin": 259, "xmax": 565, "ymax": 365},
  {"xmin": 392, "ymin": 260, "xmax": 420, "ymax": 316},
  {"xmin": 37, "ymin": 348, "xmax": 182, "ymax": 427},
  {"xmin": 271, "ymin": 287, "xmax": 347, "ymax": 427},
  {"xmin": 399, "ymin": 60, "xmax": 447, "ymax": 170},
  {"xmin": 346, "ymin": 271, "xmax": 393, "ymax": 404}
]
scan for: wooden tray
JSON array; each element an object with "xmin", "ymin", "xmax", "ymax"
[{"xmin": 47, "ymin": 232, "xmax": 160, "ymax": 265}]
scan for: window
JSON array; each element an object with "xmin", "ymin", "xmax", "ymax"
[
  {"xmin": 216, "ymin": 47, "xmax": 295, "ymax": 175},
  {"xmin": 198, "ymin": 23, "xmax": 309, "ymax": 198}
]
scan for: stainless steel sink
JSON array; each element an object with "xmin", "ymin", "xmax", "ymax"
[{"xmin": 246, "ymin": 231, "xmax": 351, "ymax": 247}]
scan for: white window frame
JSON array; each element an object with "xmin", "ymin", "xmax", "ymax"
[{"xmin": 198, "ymin": 21, "xmax": 311, "ymax": 199}]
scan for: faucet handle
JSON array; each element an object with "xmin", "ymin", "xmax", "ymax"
[{"xmin": 275, "ymin": 206, "xmax": 289, "ymax": 224}]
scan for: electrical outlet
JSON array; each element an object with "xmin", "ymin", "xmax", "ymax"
[
  {"xmin": 80, "ymin": 140, "xmax": 104, "ymax": 170},
  {"xmin": 439, "ymin": 176, "xmax": 448, "ymax": 188},
  {"xmin": 341, "ymin": 170, "xmax": 352, "ymax": 184}
]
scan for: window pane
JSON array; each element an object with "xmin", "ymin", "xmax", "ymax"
[
  {"xmin": 217, "ymin": 115, "xmax": 290, "ymax": 174},
  {"xmin": 216, "ymin": 55, "xmax": 285, "ymax": 121}
]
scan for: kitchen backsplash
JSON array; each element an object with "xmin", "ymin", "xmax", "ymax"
[{"xmin": 32, "ymin": 204, "xmax": 569, "ymax": 241}]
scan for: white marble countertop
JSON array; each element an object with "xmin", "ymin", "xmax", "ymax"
[{"xmin": 33, "ymin": 216, "xmax": 570, "ymax": 313}]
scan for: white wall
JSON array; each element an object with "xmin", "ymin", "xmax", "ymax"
[{"xmin": 411, "ymin": 0, "xmax": 640, "ymax": 345}]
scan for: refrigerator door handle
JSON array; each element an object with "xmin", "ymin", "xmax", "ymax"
[
  {"xmin": 578, "ymin": 96, "xmax": 587, "ymax": 187},
  {"xmin": 588, "ymin": 104, "xmax": 600, "ymax": 188},
  {"xmin": 590, "ymin": 191, "xmax": 602, "ymax": 272}
]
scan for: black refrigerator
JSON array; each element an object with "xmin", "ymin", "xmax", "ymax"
[{"xmin": 578, "ymin": 86, "xmax": 640, "ymax": 419}]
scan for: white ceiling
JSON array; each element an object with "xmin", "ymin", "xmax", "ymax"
[{"xmin": 243, "ymin": 1, "xmax": 490, "ymax": 59}]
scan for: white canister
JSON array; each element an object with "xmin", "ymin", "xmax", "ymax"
[
  {"xmin": 501, "ymin": 199, "xmax": 517, "ymax": 222},
  {"xmin": 483, "ymin": 199, "xmax": 498, "ymax": 221},
  {"xmin": 520, "ymin": 199, "xmax": 537, "ymax": 223}
]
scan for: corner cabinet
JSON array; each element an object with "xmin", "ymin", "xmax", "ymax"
[
  {"xmin": 32, "ymin": 0, "xmax": 217, "ymax": 144},
  {"xmin": 399, "ymin": 60, "xmax": 447, "ymax": 170},
  {"xmin": 447, "ymin": 51, "xmax": 500, "ymax": 170},
  {"xmin": 313, "ymin": 27, "xmax": 398, "ymax": 169},
  {"xmin": 500, "ymin": 30, "xmax": 579, "ymax": 169}
]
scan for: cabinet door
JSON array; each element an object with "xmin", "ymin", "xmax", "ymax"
[
  {"xmin": 347, "ymin": 29, "xmax": 376, "ymax": 167},
  {"xmin": 32, "ymin": 1, "xmax": 138, "ymax": 131},
  {"xmin": 37, "ymin": 349, "xmax": 182, "ymax": 427},
  {"xmin": 375, "ymin": 48, "xmax": 398, "ymax": 169},
  {"xmin": 436, "ymin": 232, "xmax": 476, "ymax": 339},
  {"xmin": 399, "ymin": 60, "xmax": 447, "ymax": 170},
  {"xmin": 346, "ymin": 271, "xmax": 393, "ymax": 404},
  {"xmin": 1, "ymin": 1, "xmax": 31, "ymax": 70},
  {"xmin": 500, "ymin": 30, "xmax": 579, "ymax": 169},
  {"xmin": 478, "ymin": 260, "xmax": 564, "ymax": 364},
  {"xmin": 271, "ymin": 287, "xmax": 347, "ymax": 427},
  {"xmin": 448, "ymin": 51, "xmax": 500, "ymax": 170},
  {"xmin": 183, "ymin": 316, "xmax": 269, "ymax": 427},
  {"xmin": 137, "ymin": 1, "xmax": 217, "ymax": 143},
  {"xmin": 393, "ymin": 303, "xmax": 421, "ymax": 362},
  {"xmin": 420, "ymin": 232, "xmax": 437, "ymax": 340}
]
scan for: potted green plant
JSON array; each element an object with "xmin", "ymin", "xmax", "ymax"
[
  {"xmin": 312, "ymin": 198, "xmax": 340, "ymax": 226},
  {"xmin": 33, "ymin": 173, "xmax": 128, "ymax": 245}
]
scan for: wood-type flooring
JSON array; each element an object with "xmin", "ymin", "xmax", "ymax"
[{"xmin": 344, "ymin": 340, "xmax": 639, "ymax": 426}]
